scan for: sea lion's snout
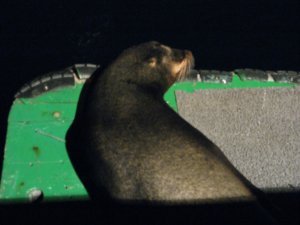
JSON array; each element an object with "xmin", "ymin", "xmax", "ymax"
[
  {"xmin": 184, "ymin": 50, "xmax": 194, "ymax": 61},
  {"xmin": 184, "ymin": 50, "xmax": 195, "ymax": 70},
  {"xmin": 170, "ymin": 49, "xmax": 195, "ymax": 82}
]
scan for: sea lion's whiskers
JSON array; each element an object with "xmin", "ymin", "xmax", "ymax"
[{"xmin": 177, "ymin": 59, "xmax": 191, "ymax": 81}]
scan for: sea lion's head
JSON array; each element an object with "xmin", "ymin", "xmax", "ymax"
[
  {"xmin": 134, "ymin": 41, "xmax": 195, "ymax": 84},
  {"xmin": 107, "ymin": 41, "xmax": 195, "ymax": 93}
]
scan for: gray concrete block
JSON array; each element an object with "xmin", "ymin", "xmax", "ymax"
[{"xmin": 176, "ymin": 86, "xmax": 300, "ymax": 191}]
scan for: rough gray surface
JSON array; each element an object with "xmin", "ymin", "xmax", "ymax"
[{"xmin": 176, "ymin": 86, "xmax": 300, "ymax": 191}]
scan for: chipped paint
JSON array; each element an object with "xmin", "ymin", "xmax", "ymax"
[
  {"xmin": 34, "ymin": 129, "xmax": 65, "ymax": 143},
  {"xmin": 32, "ymin": 146, "xmax": 41, "ymax": 158}
]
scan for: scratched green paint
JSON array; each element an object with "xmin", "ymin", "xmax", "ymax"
[
  {"xmin": 0, "ymin": 84, "xmax": 88, "ymax": 202},
  {"xmin": 0, "ymin": 73, "xmax": 295, "ymax": 202}
]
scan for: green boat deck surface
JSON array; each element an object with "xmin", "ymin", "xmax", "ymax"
[
  {"xmin": 1, "ymin": 85, "xmax": 88, "ymax": 202},
  {"xmin": 0, "ymin": 66, "xmax": 296, "ymax": 203}
]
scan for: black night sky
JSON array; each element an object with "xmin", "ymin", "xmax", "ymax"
[
  {"xmin": 2, "ymin": 0, "xmax": 299, "ymax": 149},
  {"xmin": 0, "ymin": 0, "xmax": 299, "ymax": 224}
]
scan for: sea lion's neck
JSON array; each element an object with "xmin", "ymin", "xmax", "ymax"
[{"xmin": 92, "ymin": 74, "xmax": 168, "ymax": 121}]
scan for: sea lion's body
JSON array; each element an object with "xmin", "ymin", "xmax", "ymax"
[{"xmin": 67, "ymin": 41, "xmax": 254, "ymax": 203}]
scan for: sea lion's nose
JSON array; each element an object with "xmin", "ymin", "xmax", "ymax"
[{"xmin": 184, "ymin": 50, "xmax": 193, "ymax": 57}]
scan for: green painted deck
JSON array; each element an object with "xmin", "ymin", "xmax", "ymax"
[{"xmin": 0, "ymin": 73, "xmax": 294, "ymax": 203}]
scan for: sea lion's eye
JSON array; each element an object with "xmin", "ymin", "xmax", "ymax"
[{"xmin": 147, "ymin": 57, "xmax": 157, "ymax": 67}]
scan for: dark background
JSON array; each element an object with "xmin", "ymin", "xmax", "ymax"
[{"xmin": 0, "ymin": 0, "xmax": 299, "ymax": 224}]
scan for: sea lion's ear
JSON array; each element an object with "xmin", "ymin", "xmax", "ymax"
[{"xmin": 147, "ymin": 57, "xmax": 157, "ymax": 68}]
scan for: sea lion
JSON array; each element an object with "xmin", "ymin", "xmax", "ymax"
[
  {"xmin": 67, "ymin": 42, "xmax": 253, "ymax": 202},
  {"xmin": 67, "ymin": 41, "xmax": 256, "ymax": 203},
  {"xmin": 66, "ymin": 41, "xmax": 285, "ymax": 224}
]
